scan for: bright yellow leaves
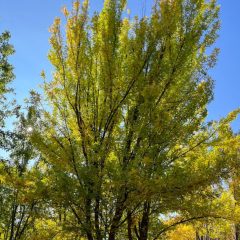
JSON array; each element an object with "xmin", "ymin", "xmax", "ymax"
[
  {"xmin": 167, "ymin": 224, "xmax": 196, "ymax": 240},
  {"xmin": 62, "ymin": 6, "xmax": 69, "ymax": 17}
]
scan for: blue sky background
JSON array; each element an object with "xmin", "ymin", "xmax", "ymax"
[{"xmin": 0, "ymin": 0, "xmax": 239, "ymax": 131}]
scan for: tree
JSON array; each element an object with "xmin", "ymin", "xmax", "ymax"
[
  {"xmin": 0, "ymin": 31, "xmax": 14, "ymax": 94},
  {"xmin": 226, "ymin": 132, "xmax": 240, "ymax": 240},
  {"xmin": 0, "ymin": 105, "xmax": 44, "ymax": 240},
  {"xmin": 30, "ymin": 0, "xmax": 239, "ymax": 239},
  {"xmin": 0, "ymin": 33, "xmax": 43, "ymax": 239},
  {"xmin": 0, "ymin": 30, "xmax": 15, "ymax": 149},
  {"xmin": 0, "ymin": 29, "xmax": 15, "ymax": 238}
]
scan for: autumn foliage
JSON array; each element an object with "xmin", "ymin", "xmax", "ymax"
[{"xmin": 0, "ymin": 1, "xmax": 240, "ymax": 240}]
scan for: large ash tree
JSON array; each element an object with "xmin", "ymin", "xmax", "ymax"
[{"xmin": 30, "ymin": 0, "xmax": 240, "ymax": 239}]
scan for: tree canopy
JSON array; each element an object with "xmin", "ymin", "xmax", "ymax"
[{"xmin": 0, "ymin": 1, "xmax": 240, "ymax": 240}]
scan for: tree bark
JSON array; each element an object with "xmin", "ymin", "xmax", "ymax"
[
  {"xmin": 95, "ymin": 195, "xmax": 102, "ymax": 240},
  {"xmin": 108, "ymin": 200, "xmax": 125, "ymax": 240},
  {"xmin": 138, "ymin": 201, "xmax": 150, "ymax": 240},
  {"xmin": 235, "ymin": 224, "xmax": 240, "ymax": 240},
  {"xmin": 85, "ymin": 197, "xmax": 94, "ymax": 240},
  {"xmin": 127, "ymin": 211, "xmax": 133, "ymax": 240}
]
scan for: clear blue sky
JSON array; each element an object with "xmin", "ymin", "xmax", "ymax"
[{"xmin": 0, "ymin": 0, "xmax": 239, "ymax": 131}]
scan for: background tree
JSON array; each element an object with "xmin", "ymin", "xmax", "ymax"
[
  {"xmin": 0, "ymin": 33, "xmax": 45, "ymax": 239},
  {"xmin": 0, "ymin": 29, "xmax": 15, "ymax": 238},
  {"xmin": 0, "ymin": 104, "xmax": 45, "ymax": 240},
  {"xmin": 0, "ymin": 31, "xmax": 14, "ymax": 94},
  {"xmin": 226, "ymin": 132, "xmax": 240, "ymax": 240},
  {"xmin": 0, "ymin": 30, "xmax": 15, "ymax": 150},
  {"xmin": 28, "ymin": 0, "xmax": 240, "ymax": 239}
]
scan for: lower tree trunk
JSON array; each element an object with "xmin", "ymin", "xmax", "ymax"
[
  {"xmin": 236, "ymin": 224, "xmax": 240, "ymax": 240},
  {"xmin": 109, "ymin": 187, "xmax": 128, "ymax": 240},
  {"xmin": 95, "ymin": 196, "xmax": 101, "ymax": 240},
  {"xmin": 138, "ymin": 201, "xmax": 150, "ymax": 240},
  {"xmin": 85, "ymin": 198, "xmax": 93, "ymax": 240},
  {"xmin": 108, "ymin": 202, "xmax": 124, "ymax": 240},
  {"xmin": 127, "ymin": 211, "xmax": 133, "ymax": 240}
]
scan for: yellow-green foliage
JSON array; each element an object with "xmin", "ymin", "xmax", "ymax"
[{"xmin": 14, "ymin": 0, "xmax": 240, "ymax": 239}]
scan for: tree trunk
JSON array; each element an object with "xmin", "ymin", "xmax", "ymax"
[
  {"xmin": 108, "ymin": 200, "xmax": 125, "ymax": 240},
  {"xmin": 95, "ymin": 195, "xmax": 101, "ymax": 240},
  {"xmin": 85, "ymin": 197, "xmax": 93, "ymax": 240},
  {"xmin": 235, "ymin": 224, "xmax": 240, "ymax": 240},
  {"xmin": 127, "ymin": 211, "xmax": 133, "ymax": 240},
  {"xmin": 138, "ymin": 202, "xmax": 150, "ymax": 240}
]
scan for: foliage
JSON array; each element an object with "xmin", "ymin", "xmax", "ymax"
[
  {"xmin": 0, "ymin": 108, "xmax": 42, "ymax": 240},
  {"xmin": 0, "ymin": 31, "xmax": 14, "ymax": 94},
  {"xmin": 29, "ymin": 0, "xmax": 239, "ymax": 239},
  {"xmin": 166, "ymin": 224, "xmax": 195, "ymax": 240},
  {"xmin": 0, "ymin": 30, "xmax": 15, "ymax": 149},
  {"xmin": 0, "ymin": 1, "xmax": 240, "ymax": 240}
]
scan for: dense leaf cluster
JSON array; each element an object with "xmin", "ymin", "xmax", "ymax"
[{"xmin": 0, "ymin": 1, "xmax": 240, "ymax": 240}]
